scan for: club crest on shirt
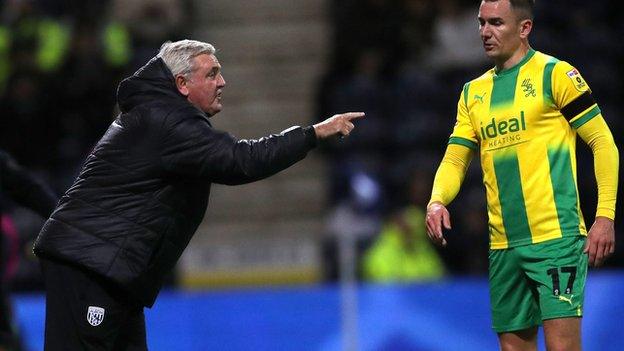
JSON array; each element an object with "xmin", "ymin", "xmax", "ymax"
[
  {"xmin": 521, "ymin": 79, "xmax": 536, "ymax": 97},
  {"xmin": 566, "ymin": 68, "xmax": 587, "ymax": 91},
  {"xmin": 87, "ymin": 306, "xmax": 105, "ymax": 326}
]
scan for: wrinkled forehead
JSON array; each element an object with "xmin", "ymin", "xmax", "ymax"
[{"xmin": 192, "ymin": 54, "xmax": 220, "ymax": 71}]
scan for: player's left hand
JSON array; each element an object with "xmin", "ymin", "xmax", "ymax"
[{"xmin": 584, "ymin": 216, "xmax": 615, "ymax": 267}]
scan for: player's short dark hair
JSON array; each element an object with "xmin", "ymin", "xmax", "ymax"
[
  {"xmin": 482, "ymin": 0, "xmax": 535, "ymax": 20},
  {"xmin": 510, "ymin": 0, "xmax": 535, "ymax": 20}
]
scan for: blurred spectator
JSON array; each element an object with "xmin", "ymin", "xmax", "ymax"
[
  {"xmin": 329, "ymin": 0, "xmax": 404, "ymax": 78},
  {"xmin": 321, "ymin": 49, "xmax": 390, "ymax": 205},
  {"xmin": 53, "ymin": 5, "xmax": 132, "ymax": 185},
  {"xmin": 0, "ymin": 0, "xmax": 136, "ymax": 193},
  {"xmin": 0, "ymin": 0, "xmax": 70, "ymax": 90},
  {"xmin": 323, "ymin": 170, "xmax": 383, "ymax": 281},
  {"xmin": 0, "ymin": 0, "xmax": 70, "ymax": 171},
  {"xmin": 400, "ymin": 0, "xmax": 435, "ymax": 66},
  {"xmin": 363, "ymin": 170, "xmax": 446, "ymax": 282},
  {"xmin": 112, "ymin": 0, "xmax": 190, "ymax": 69},
  {"xmin": 363, "ymin": 206, "xmax": 445, "ymax": 282},
  {"xmin": 424, "ymin": 0, "xmax": 488, "ymax": 72}
]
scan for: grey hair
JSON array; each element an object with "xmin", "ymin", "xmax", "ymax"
[{"xmin": 158, "ymin": 40, "xmax": 216, "ymax": 77}]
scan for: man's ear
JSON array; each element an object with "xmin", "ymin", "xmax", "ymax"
[
  {"xmin": 519, "ymin": 19, "xmax": 533, "ymax": 39},
  {"xmin": 175, "ymin": 75, "xmax": 189, "ymax": 96}
]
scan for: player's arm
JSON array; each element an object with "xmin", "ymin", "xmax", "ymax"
[
  {"xmin": 575, "ymin": 116, "xmax": 618, "ymax": 221},
  {"xmin": 554, "ymin": 62, "xmax": 619, "ymax": 266},
  {"xmin": 429, "ymin": 144, "xmax": 474, "ymax": 207},
  {"xmin": 575, "ymin": 114, "xmax": 618, "ymax": 267},
  {"xmin": 427, "ymin": 144, "xmax": 474, "ymax": 246},
  {"xmin": 426, "ymin": 84, "xmax": 477, "ymax": 246}
]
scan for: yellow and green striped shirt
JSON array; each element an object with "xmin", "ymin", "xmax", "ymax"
[{"xmin": 449, "ymin": 49, "xmax": 602, "ymax": 249}]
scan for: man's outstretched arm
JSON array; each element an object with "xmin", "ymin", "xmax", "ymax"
[{"xmin": 160, "ymin": 111, "xmax": 364, "ymax": 184}]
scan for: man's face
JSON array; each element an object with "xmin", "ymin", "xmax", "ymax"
[
  {"xmin": 478, "ymin": 0, "xmax": 525, "ymax": 62},
  {"xmin": 179, "ymin": 54, "xmax": 226, "ymax": 116}
]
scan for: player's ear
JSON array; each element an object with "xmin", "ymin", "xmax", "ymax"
[
  {"xmin": 175, "ymin": 75, "xmax": 190, "ymax": 96},
  {"xmin": 519, "ymin": 19, "xmax": 533, "ymax": 39}
]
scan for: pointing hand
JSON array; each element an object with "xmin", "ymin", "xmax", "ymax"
[{"xmin": 313, "ymin": 112, "xmax": 365, "ymax": 139}]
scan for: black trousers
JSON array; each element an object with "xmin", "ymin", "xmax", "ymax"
[{"xmin": 40, "ymin": 258, "xmax": 147, "ymax": 351}]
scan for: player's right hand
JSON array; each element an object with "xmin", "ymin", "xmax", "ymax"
[
  {"xmin": 426, "ymin": 201, "xmax": 451, "ymax": 247},
  {"xmin": 584, "ymin": 216, "xmax": 615, "ymax": 267},
  {"xmin": 313, "ymin": 112, "xmax": 365, "ymax": 139}
]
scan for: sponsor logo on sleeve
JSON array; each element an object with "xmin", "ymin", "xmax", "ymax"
[{"xmin": 566, "ymin": 69, "xmax": 587, "ymax": 91}]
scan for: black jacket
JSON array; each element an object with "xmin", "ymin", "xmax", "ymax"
[{"xmin": 33, "ymin": 57, "xmax": 317, "ymax": 307}]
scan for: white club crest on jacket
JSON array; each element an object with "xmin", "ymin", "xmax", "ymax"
[{"xmin": 87, "ymin": 306, "xmax": 105, "ymax": 327}]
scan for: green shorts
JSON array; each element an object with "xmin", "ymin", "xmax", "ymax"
[{"xmin": 488, "ymin": 236, "xmax": 587, "ymax": 333}]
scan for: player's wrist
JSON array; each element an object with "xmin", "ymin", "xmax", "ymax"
[
  {"xmin": 427, "ymin": 200, "xmax": 444, "ymax": 210},
  {"xmin": 594, "ymin": 216, "xmax": 614, "ymax": 224}
]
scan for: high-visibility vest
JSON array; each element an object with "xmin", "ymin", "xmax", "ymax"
[
  {"xmin": 363, "ymin": 206, "xmax": 446, "ymax": 282},
  {"xmin": 0, "ymin": 19, "xmax": 131, "ymax": 93}
]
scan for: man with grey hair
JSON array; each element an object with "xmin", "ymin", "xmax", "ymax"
[{"xmin": 33, "ymin": 39, "xmax": 363, "ymax": 350}]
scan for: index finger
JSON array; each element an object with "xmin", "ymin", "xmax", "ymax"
[
  {"xmin": 341, "ymin": 112, "xmax": 365, "ymax": 120},
  {"xmin": 442, "ymin": 211, "xmax": 451, "ymax": 230},
  {"xmin": 433, "ymin": 234, "xmax": 447, "ymax": 247},
  {"xmin": 587, "ymin": 240, "xmax": 598, "ymax": 267},
  {"xmin": 594, "ymin": 240, "xmax": 609, "ymax": 267}
]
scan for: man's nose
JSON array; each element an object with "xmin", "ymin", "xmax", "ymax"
[
  {"xmin": 480, "ymin": 24, "xmax": 491, "ymax": 38},
  {"xmin": 218, "ymin": 75, "xmax": 226, "ymax": 87}
]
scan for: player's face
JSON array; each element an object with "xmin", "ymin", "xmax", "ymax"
[
  {"xmin": 478, "ymin": 0, "xmax": 525, "ymax": 63},
  {"xmin": 181, "ymin": 54, "xmax": 226, "ymax": 116}
]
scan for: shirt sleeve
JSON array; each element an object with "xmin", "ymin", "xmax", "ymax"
[
  {"xmin": 552, "ymin": 62, "xmax": 619, "ymax": 220},
  {"xmin": 448, "ymin": 83, "xmax": 479, "ymax": 151},
  {"xmin": 428, "ymin": 85, "xmax": 477, "ymax": 207},
  {"xmin": 428, "ymin": 144, "xmax": 474, "ymax": 207},
  {"xmin": 576, "ymin": 115, "xmax": 619, "ymax": 220},
  {"xmin": 552, "ymin": 61, "xmax": 600, "ymax": 129}
]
